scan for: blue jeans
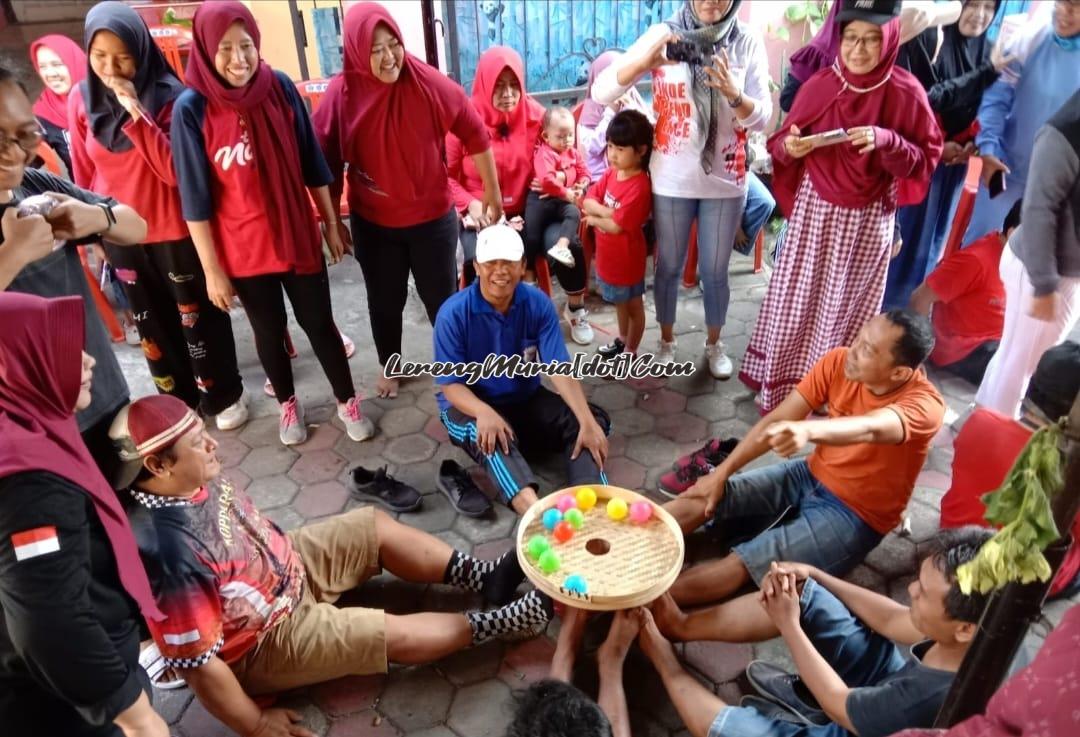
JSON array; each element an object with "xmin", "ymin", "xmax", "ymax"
[
  {"xmin": 710, "ymin": 459, "xmax": 883, "ymax": 584},
  {"xmin": 707, "ymin": 579, "xmax": 907, "ymax": 737},
  {"xmin": 736, "ymin": 172, "xmax": 775, "ymax": 256},
  {"xmin": 653, "ymin": 193, "xmax": 744, "ymax": 328}
]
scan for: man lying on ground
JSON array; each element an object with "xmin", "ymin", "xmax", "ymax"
[
  {"xmin": 663, "ymin": 311, "xmax": 945, "ymax": 606},
  {"xmin": 642, "ymin": 527, "xmax": 993, "ymax": 737},
  {"xmin": 111, "ymin": 394, "xmax": 551, "ymax": 737}
]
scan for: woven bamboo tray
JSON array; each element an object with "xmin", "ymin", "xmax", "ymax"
[{"xmin": 516, "ymin": 484, "xmax": 685, "ymax": 611}]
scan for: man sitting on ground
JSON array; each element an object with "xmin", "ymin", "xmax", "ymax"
[
  {"xmin": 434, "ymin": 224, "xmax": 610, "ymax": 516},
  {"xmin": 112, "ymin": 395, "xmax": 551, "ymax": 737},
  {"xmin": 908, "ymin": 199, "xmax": 1021, "ymax": 386},
  {"xmin": 663, "ymin": 311, "xmax": 945, "ymax": 606},
  {"xmin": 640, "ymin": 527, "xmax": 993, "ymax": 737}
]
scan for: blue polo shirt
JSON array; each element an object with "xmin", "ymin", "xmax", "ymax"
[{"xmin": 434, "ymin": 281, "xmax": 571, "ymax": 411}]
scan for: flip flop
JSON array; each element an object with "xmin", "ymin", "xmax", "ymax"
[{"xmin": 138, "ymin": 642, "xmax": 187, "ymax": 690}]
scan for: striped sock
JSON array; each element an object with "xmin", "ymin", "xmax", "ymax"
[{"xmin": 466, "ymin": 590, "xmax": 554, "ymax": 644}]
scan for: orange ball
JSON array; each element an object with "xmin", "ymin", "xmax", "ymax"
[{"xmin": 553, "ymin": 520, "xmax": 574, "ymax": 543}]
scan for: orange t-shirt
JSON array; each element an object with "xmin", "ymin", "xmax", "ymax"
[{"xmin": 795, "ymin": 348, "xmax": 945, "ymax": 534}]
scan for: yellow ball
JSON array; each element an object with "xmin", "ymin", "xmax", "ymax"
[
  {"xmin": 575, "ymin": 487, "xmax": 598, "ymax": 511},
  {"xmin": 606, "ymin": 497, "xmax": 629, "ymax": 521}
]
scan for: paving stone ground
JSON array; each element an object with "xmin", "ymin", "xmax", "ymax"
[{"xmin": 112, "ymin": 250, "xmax": 1077, "ymax": 737}]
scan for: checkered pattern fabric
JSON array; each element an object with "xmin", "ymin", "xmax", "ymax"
[
  {"xmin": 161, "ymin": 635, "xmax": 223, "ymax": 670},
  {"xmin": 741, "ymin": 174, "xmax": 895, "ymax": 411},
  {"xmin": 444, "ymin": 550, "xmax": 496, "ymax": 593},
  {"xmin": 131, "ymin": 489, "xmax": 196, "ymax": 509},
  {"xmin": 467, "ymin": 590, "xmax": 553, "ymax": 644}
]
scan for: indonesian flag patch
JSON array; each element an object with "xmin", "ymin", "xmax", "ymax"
[{"xmin": 11, "ymin": 526, "xmax": 61, "ymax": 561}]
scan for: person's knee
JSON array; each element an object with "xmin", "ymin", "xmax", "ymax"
[{"xmin": 720, "ymin": 553, "xmax": 752, "ymax": 587}]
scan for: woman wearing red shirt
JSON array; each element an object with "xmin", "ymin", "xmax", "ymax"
[
  {"xmin": 69, "ymin": 1, "xmax": 247, "ymax": 431},
  {"xmin": 313, "ymin": 3, "xmax": 502, "ymax": 399},
  {"xmin": 172, "ymin": 2, "xmax": 372, "ymax": 448},
  {"xmin": 447, "ymin": 46, "xmax": 592, "ymax": 345}
]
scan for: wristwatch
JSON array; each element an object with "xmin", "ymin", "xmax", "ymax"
[
  {"xmin": 97, "ymin": 202, "xmax": 117, "ymax": 234},
  {"xmin": 727, "ymin": 93, "xmax": 744, "ymax": 108}
]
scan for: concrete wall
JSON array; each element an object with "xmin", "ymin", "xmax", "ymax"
[{"xmin": 10, "ymin": 0, "xmax": 97, "ymax": 23}]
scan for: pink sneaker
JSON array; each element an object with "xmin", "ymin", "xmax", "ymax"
[
  {"xmin": 338, "ymin": 396, "xmax": 375, "ymax": 441},
  {"xmin": 279, "ymin": 396, "xmax": 307, "ymax": 445}
]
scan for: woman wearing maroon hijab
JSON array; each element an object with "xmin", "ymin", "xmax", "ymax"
[
  {"xmin": 29, "ymin": 33, "xmax": 86, "ymax": 174},
  {"xmin": 0, "ymin": 293, "xmax": 168, "ymax": 737},
  {"xmin": 739, "ymin": 2, "xmax": 942, "ymax": 412},
  {"xmin": 313, "ymin": 2, "xmax": 501, "ymax": 399}
]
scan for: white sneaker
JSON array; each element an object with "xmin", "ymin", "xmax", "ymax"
[
  {"xmin": 215, "ymin": 390, "xmax": 250, "ymax": 431},
  {"xmin": 654, "ymin": 339, "xmax": 677, "ymax": 366},
  {"xmin": 338, "ymin": 396, "xmax": 376, "ymax": 442},
  {"xmin": 565, "ymin": 305, "xmax": 594, "ymax": 345},
  {"xmin": 124, "ymin": 322, "xmax": 140, "ymax": 346},
  {"xmin": 279, "ymin": 396, "xmax": 308, "ymax": 445},
  {"xmin": 547, "ymin": 243, "xmax": 575, "ymax": 267},
  {"xmin": 705, "ymin": 341, "xmax": 733, "ymax": 380}
]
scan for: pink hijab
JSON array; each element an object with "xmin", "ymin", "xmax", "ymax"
[{"xmin": 0, "ymin": 294, "xmax": 163, "ymax": 622}]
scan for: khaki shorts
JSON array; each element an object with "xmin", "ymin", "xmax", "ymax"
[{"xmin": 231, "ymin": 507, "xmax": 388, "ymax": 694}]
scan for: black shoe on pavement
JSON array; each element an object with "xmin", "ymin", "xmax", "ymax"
[
  {"xmin": 745, "ymin": 660, "xmax": 829, "ymax": 726},
  {"xmin": 349, "ymin": 465, "xmax": 422, "ymax": 513},
  {"xmin": 437, "ymin": 460, "xmax": 493, "ymax": 518},
  {"xmin": 597, "ymin": 338, "xmax": 626, "ymax": 358}
]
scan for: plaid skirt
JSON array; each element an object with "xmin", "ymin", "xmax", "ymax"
[{"xmin": 740, "ymin": 174, "xmax": 894, "ymax": 411}]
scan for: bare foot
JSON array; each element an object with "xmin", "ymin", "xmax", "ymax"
[
  {"xmin": 649, "ymin": 593, "xmax": 687, "ymax": 641},
  {"xmin": 598, "ymin": 609, "xmax": 641, "ymax": 668},
  {"xmin": 375, "ymin": 374, "xmax": 399, "ymax": 398},
  {"xmin": 635, "ymin": 608, "xmax": 679, "ymax": 671},
  {"xmin": 551, "ymin": 606, "xmax": 589, "ymax": 681}
]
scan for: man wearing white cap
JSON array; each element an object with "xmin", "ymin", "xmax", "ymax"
[{"xmin": 434, "ymin": 224, "xmax": 610, "ymax": 516}]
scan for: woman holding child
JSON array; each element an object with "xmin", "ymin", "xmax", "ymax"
[
  {"xmin": 592, "ymin": 0, "xmax": 772, "ymax": 379},
  {"xmin": 447, "ymin": 46, "xmax": 593, "ymax": 345},
  {"xmin": 314, "ymin": 2, "xmax": 502, "ymax": 399}
]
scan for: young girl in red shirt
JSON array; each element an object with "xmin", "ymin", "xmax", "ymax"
[{"xmin": 583, "ymin": 110, "xmax": 654, "ymax": 358}]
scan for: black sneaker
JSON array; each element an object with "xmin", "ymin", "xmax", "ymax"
[
  {"xmin": 597, "ymin": 338, "xmax": 626, "ymax": 358},
  {"xmin": 437, "ymin": 459, "xmax": 493, "ymax": 518},
  {"xmin": 349, "ymin": 465, "xmax": 422, "ymax": 513},
  {"xmin": 745, "ymin": 660, "xmax": 829, "ymax": 726}
]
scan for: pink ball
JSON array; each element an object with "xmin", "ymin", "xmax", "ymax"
[
  {"xmin": 629, "ymin": 501, "xmax": 653, "ymax": 524},
  {"xmin": 555, "ymin": 495, "xmax": 577, "ymax": 513}
]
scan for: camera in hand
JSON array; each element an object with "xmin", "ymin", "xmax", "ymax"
[{"xmin": 666, "ymin": 39, "xmax": 709, "ymax": 65}]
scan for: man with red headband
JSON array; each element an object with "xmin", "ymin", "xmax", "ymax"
[{"xmin": 111, "ymin": 394, "xmax": 551, "ymax": 737}]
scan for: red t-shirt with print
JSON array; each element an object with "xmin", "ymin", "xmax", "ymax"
[{"xmin": 586, "ymin": 168, "xmax": 652, "ymax": 286}]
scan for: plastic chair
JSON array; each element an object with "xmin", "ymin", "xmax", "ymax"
[
  {"xmin": 149, "ymin": 26, "xmax": 185, "ymax": 82},
  {"xmin": 295, "ymin": 79, "xmax": 330, "ymax": 114},
  {"xmin": 941, "ymin": 157, "xmax": 983, "ymax": 260},
  {"xmin": 681, "ymin": 217, "xmax": 765, "ymax": 287},
  {"xmin": 36, "ymin": 139, "xmax": 64, "ymax": 176}
]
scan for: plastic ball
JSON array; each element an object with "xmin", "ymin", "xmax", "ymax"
[
  {"xmin": 542, "ymin": 508, "xmax": 563, "ymax": 530},
  {"xmin": 629, "ymin": 501, "xmax": 653, "ymax": 524},
  {"xmin": 563, "ymin": 573, "xmax": 588, "ymax": 595},
  {"xmin": 538, "ymin": 549, "xmax": 561, "ymax": 574},
  {"xmin": 527, "ymin": 535, "xmax": 550, "ymax": 560},
  {"xmin": 563, "ymin": 508, "xmax": 585, "ymax": 530},
  {"xmin": 606, "ymin": 497, "xmax": 629, "ymax": 521},
  {"xmin": 553, "ymin": 520, "xmax": 574, "ymax": 543},
  {"xmin": 575, "ymin": 487, "xmax": 598, "ymax": 511},
  {"xmin": 555, "ymin": 495, "xmax": 577, "ymax": 513}
]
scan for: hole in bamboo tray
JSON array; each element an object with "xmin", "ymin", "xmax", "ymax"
[{"xmin": 585, "ymin": 538, "xmax": 611, "ymax": 556}]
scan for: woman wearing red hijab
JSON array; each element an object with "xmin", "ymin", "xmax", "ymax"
[
  {"xmin": 0, "ymin": 293, "xmax": 168, "ymax": 737},
  {"xmin": 172, "ymin": 1, "xmax": 374, "ymax": 448},
  {"xmin": 447, "ymin": 46, "xmax": 592, "ymax": 344},
  {"xmin": 739, "ymin": 1, "xmax": 942, "ymax": 412},
  {"xmin": 313, "ymin": 2, "xmax": 502, "ymax": 399},
  {"xmin": 29, "ymin": 34, "xmax": 86, "ymax": 175}
]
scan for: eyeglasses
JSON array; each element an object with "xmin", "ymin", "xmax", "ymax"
[
  {"xmin": 840, "ymin": 33, "xmax": 883, "ymax": 50},
  {"xmin": 0, "ymin": 127, "xmax": 45, "ymax": 154}
]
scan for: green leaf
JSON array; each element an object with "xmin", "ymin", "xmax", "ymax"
[
  {"xmin": 785, "ymin": 5, "xmax": 808, "ymax": 23},
  {"xmin": 775, "ymin": 25, "xmax": 791, "ymax": 42}
]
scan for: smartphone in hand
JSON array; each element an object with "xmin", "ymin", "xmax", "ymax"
[
  {"xmin": 988, "ymin": 170, "xmax": 1006, "ymax": 199},
  {"xmin": 666, "ymin": 40, "xmax": 706, "ymax": 65},
  {"xmin": 798, "ymin": 129, "xmax": 848, "ymax": 149}
]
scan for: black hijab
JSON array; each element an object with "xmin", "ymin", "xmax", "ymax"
[
  {"xmin": 82, "ymin": 1, "xmax": 186, "ymax": 153},
  {"xmin": 899, "ymin": 0, "xmax": 999, "ymax": 137}
]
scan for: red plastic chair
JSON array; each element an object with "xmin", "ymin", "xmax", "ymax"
[
  {"xmin": 681, "ymin": 217, "xmax": 765, "ymax": 287},
  {"xmin": 941, "ymin": 157, "xmax": 982, "ymax": 260},
  {"xmin": 149, "ymin": 26, "xmax": 186, "ymax": 82},
  {"xmin": 295, "ymin": 78, "xmax": 330, "ymax": 114}
]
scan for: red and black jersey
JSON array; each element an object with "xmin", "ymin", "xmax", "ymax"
[{"xmin": 128, "ymin": 477, "xmax": 305, "ymax": 669}]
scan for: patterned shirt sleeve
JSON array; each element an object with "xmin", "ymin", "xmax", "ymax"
[{"xmin": 146, "ymin": 560, "xmax": 225, "ymax": 669}]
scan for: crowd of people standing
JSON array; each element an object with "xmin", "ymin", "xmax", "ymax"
[{"xmin": 2, "ymin": 0, "xmax": 1080, "ymax": 736}]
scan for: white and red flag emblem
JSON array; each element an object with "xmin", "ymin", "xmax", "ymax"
[{"xmin": 11, "ymin": 526, "xmax": 61, "ymax": 561}]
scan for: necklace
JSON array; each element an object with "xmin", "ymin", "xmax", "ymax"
[{"xmin": 831, "ymin": 60, "xmax": 892, "ymax": 94}]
